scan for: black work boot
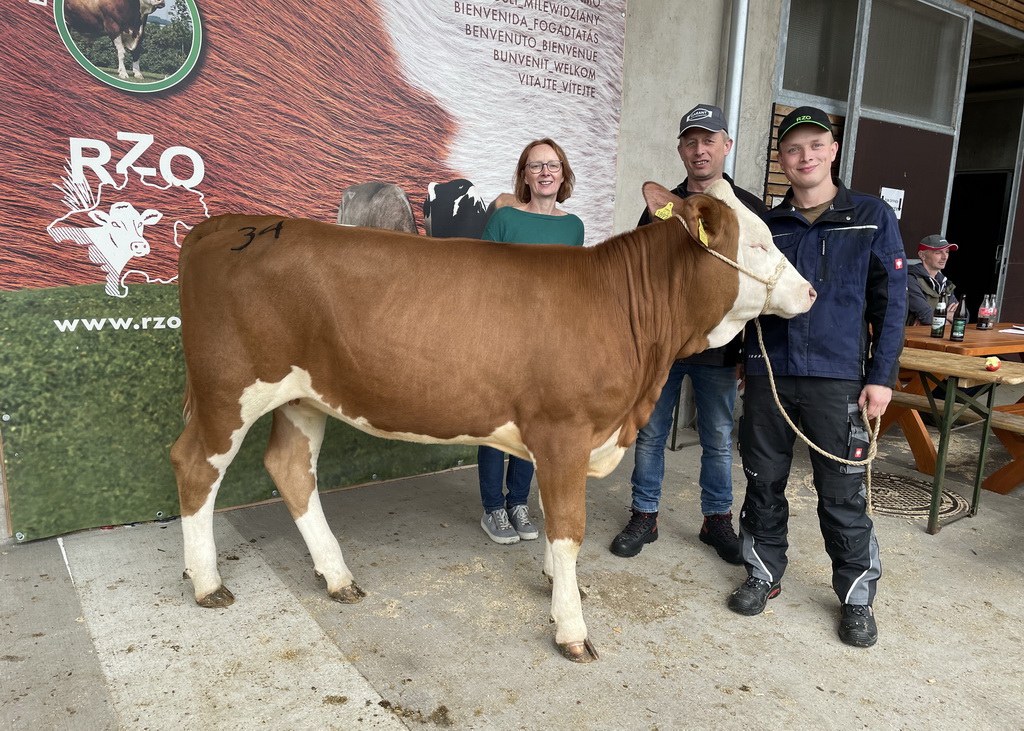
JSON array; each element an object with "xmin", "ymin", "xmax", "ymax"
[
  {"xmin": 838, "ymin": 604, "xmax": 878, "ymax": 648},
  {"xmin": 728, "ymin": 576, "xmax": 782, "ymax": 615},
  {"xmin": 699, "ymin": 512, "xmax": 743, "ymax": 565},
  {"xmin": 609, "ymin": 509, "xmax": 658, "ymax": 557}
]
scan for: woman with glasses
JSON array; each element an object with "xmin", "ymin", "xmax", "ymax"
[{"xmin": 477, "ymin": 137, "xmax": 585, "ymax": 545}]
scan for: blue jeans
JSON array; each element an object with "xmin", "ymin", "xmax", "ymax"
[
  {"xmin": 630, "ymin": 361, "xmax": 738, "ymax": 515},
  {"xmin": 478, "ymin": 446, "xmax": 534, "ymax": 513}
]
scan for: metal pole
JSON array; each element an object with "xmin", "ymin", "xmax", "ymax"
[{"xmin": 723, "ymin": 0, "xmax": 749, "ymax": 179}]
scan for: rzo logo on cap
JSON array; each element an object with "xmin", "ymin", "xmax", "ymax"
[{"xmin": 688, "ymin": 109, "xmax": 711, "ymax": 120}]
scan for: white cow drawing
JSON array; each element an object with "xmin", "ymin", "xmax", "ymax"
[{"xmin": 49, "ymin": 201, "xmax": 162, "ymax": 297}]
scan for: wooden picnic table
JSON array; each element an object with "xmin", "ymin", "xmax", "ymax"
[
  {"xmin": 883, "ymin": 347, "xmax": 1024, "ymax": 533},
  {"xmin": 904, "ymin": 323, "xmax": 1024, "ymax": 356}
]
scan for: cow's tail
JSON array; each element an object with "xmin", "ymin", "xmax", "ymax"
[{"xmin": 181, "ymin": 371, "xmax": 195, "ymax": 425}]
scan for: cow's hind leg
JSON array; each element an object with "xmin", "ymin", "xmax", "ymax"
[
  {"xmin": 533, "ymin": 437, "xmax": 598, "ymax": 663},
  {"xmin": 171, "ymin": 418, "xmax": 238, "ymax": 608},
  {"xmin": 265, "ymin": 402, "xmax": 364, "ymax": 603}
]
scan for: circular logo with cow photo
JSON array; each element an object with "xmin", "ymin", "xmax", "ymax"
[{"xmin": 54, "ymin": 0, "xmax": 202, "ymax": 93}]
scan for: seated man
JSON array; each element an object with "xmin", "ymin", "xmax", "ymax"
[{"xmin": 906, "ymin": 235, "xmax": 959, "ymax": 326}]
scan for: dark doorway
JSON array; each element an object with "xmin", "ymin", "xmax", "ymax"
[
  {"xmin": 850, "ymin": 118, "xmax": 954, "ymax": 255},
  {"xmin": 943, "ymin": 170, "xmax": 1013, "ymax": 315}
]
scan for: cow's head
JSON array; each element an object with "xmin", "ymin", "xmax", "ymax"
[
  {"xmin": 88, "ymin": 201, "xmax": 162, "ymax": 257},
  {"xmin": 643, "ymin": 180, "xmax": 815, "ymax": 349}
]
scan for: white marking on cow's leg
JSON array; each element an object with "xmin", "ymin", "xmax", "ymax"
[
  {"xmin": 543, "ymin": 535, "xmax": 555, "ymax": 580},
  {"xmin": 293, "ymin": 491, "xmax": 362, "ymax": 602},
  {"xmin": 266, "ymin": 402, "xmax": 365, "ymax": 603},
  {"xmin": 171, "ymin": 414, "xmax": 237, "ymax": 608},
  {"xmin": 173, "ymin": 378, "xmax": 278, "ymax": 608},
  {"xmin": 180, "ymin": 490, "xmax": 231, "ymax": 606},
  {"xmin": 532, "ymin": 437, "xmax": 596, "ymax": 662},
  {"xmin": 113, "ymin": 35, "xmax": 130, "ymax": 80},
  {"xmin": 549, "ymin": 537, "xmax": 588, "ymax": 650}
]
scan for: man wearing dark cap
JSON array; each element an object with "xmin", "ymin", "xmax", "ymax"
[
  {"xmin": 610, "ymin": 104, "xmax": 766, "ymax": 565},
  {"xmin": 729, "ymin": 106, "xmax": 907, "ymax": 648},
  {"xmin": 906, "ymin": 234, "xmax": 960, "ymax": 325}
]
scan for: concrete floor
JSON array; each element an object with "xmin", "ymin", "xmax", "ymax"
[{"xmin": 3, "ymin": 421, "xmax": 1023, "ymax": 730}]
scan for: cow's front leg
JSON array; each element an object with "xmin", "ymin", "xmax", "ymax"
[
  {"xmin": 265, "ymin": 403, "xmax": 363, "ymax": 603},
  {"xmin": 113, "ymin": 35, "xmax": 130, "ymax": 80},
  {"xmin": 533, "ymin": 439, "xmax": 598, "ymax": 663}
]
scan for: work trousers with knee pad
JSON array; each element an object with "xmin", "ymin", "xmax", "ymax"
[{"xmin": 738, "ymin": 376, "xmax": 881, "ymax": 606}]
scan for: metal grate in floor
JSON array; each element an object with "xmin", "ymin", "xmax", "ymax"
[{"xmin": 869, "ymin": 472, "xmax": 970, "ymax": 519}]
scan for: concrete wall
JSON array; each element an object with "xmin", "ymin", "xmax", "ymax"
[{"xmin": 613, "ymin": 0, "xmax": 783, "ymax": 233}]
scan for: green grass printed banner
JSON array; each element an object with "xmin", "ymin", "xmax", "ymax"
[{"xmin": 0, "ymin": 284, "xmax": 474, "ymax": 541}]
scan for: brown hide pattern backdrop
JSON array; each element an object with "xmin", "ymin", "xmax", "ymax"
[
  {"xmin": 3, "ymin": 0, "xmax": 457, "ymax": 289},
  {"xmin": 0, "ymin": 0, "xmax": 625, "ymax": 540}
]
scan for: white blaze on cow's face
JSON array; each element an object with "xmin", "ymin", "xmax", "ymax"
[{"xmin": 700, "ymin": 179, "xmax": 815, "ymax": 348}]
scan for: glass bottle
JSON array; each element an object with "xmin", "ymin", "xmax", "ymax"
[
  {"xmin": 950, "ymin": 295, "xmax": 968, "ymax": 342},
  {"xmin": 930, "ymin": 296, "xmax": 947, "ymax": 338},
  {"xmin": 976, "ymin": 295, "xmax": 991, "ymax": 330}
]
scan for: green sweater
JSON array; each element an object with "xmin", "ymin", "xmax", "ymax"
[{"xmin": 481, "ymin": 206, "xmax": 585, "ymax": 246}]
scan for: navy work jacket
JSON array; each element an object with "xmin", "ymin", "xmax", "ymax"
[{"xmin": 746, "ymin": 179, "xmax": 907, "ymax": 388}]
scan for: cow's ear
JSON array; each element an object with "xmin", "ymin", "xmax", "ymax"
[
  {"xmin": 642, "ymin": 182, "xmax": 686, "ymax": 223},
  {"xmin": 88, "ymin": 209, "xmax": 111, "ymax": 225},
  {"xmin": 676, "ymin": 193, "xmax": 729, "ymax": 249}
]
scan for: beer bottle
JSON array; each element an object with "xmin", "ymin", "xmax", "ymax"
[
  {"xmin": 950, "ymin": 296, "xmax": 968, "ymax": 342},
  {"xmin": 930, "ymin": 296, "xmax": 947, "ymax": 338}
]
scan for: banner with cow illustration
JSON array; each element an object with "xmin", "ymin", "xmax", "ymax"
[{"xmin": 0, "ymin": 0, "xmax": 626, "ymax": 540}]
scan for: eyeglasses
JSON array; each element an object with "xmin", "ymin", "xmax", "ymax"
[{"xmin": 525, "ymin": 160, "xmax": 562, "ymax": 173}]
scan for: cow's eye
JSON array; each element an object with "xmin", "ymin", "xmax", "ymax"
[{"xmin": 749, "ymin": 242, "xmax": 769, "ymax": 252}]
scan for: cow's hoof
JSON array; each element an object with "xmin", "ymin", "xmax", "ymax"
[
  {"xmin": 329, "ymin": 583, "xmax": 366, "ymax": 604},
  {"xmin": 557, "ymin": 637, "xmax": 599, "ymax": 663},
  {"xmin": 197, "ymin": 585, "xmax": 235, "ymax": 608}
]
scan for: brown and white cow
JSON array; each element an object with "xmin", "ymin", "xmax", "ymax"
[
  {"xmin": 65, "ymin": 0, "xmax": 165, "ymax": 81},
  {"xmin": 171, "ymin": 180, "xmax": 816, "ymax": 662}
]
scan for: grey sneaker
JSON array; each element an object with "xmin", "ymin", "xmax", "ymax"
[
  {"xmin": 481, "ymin": 508, "xmax": 520, "ymax": 544},
  {"xmin": 508, "ymin": 504, "xmax": 539, "ymax": 540}
]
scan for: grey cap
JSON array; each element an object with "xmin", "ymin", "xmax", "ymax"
[{"xmin": 678, "ymin": 104, "xmax": 728, "ymax": 137}]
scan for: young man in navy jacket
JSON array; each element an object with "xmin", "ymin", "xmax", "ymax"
[{"xmin": 729, "ymin": 107, "xmax": 907, "ymax": 648}]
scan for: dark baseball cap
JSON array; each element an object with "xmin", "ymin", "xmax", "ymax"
[
  {"xmin": 919, "ymin": 234, "xmax": 958, "ymax": 252},
  {"xmin": 678, "ymin": 104, "xmax": 728, "ymax": 137},
  {"xmin": 777, "ymin": 106, "xmax": 834, "ymax": 145}
]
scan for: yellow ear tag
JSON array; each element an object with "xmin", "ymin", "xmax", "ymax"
[
  {"xmin": 697, "ymin": 219, "xmax": 709, "ymax": 246},
  {"xmin": 654, "ymin": 201, "xmax": 673, "ymax": 220}
]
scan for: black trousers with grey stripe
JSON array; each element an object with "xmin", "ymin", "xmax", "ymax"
[{"xmin": 738, "ymin": 376, "xmax": 881, "ymax": 606}]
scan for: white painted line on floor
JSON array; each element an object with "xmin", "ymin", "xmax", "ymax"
[
  {"xmin": 63, "ymin": 518, "xmax": 403, "ymax": 730},
  {"xmin": 57, "ymin": 536, "xmax": 75, "ymax": 587}
]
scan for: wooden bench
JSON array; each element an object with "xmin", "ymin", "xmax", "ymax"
[{"xmin": 887, "ymin": 391, "xmax": 1024, "ymax": 494}]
